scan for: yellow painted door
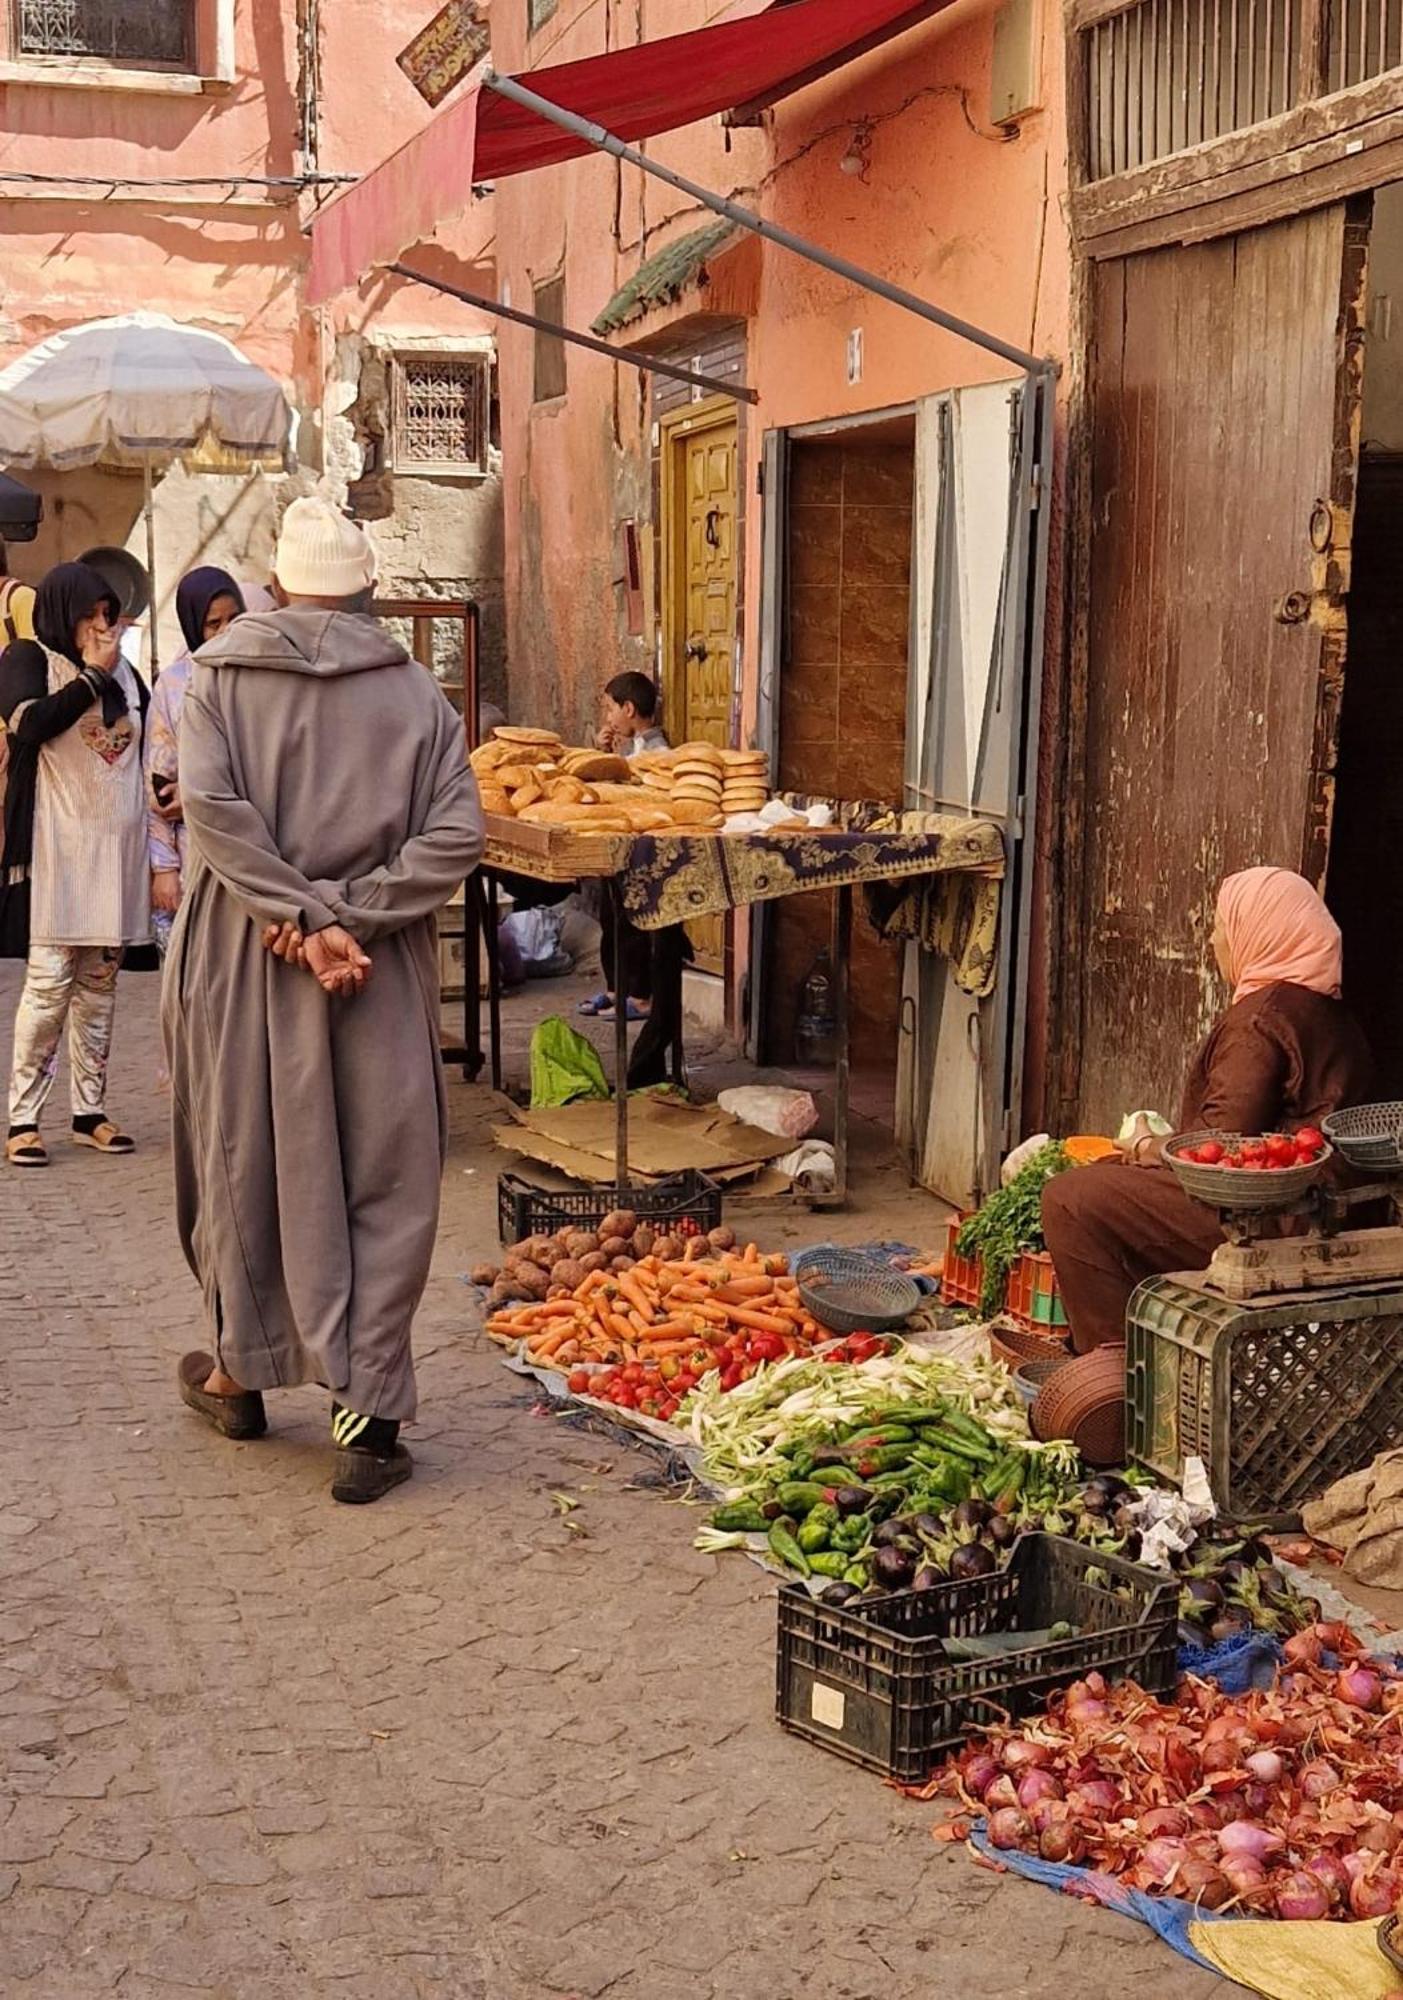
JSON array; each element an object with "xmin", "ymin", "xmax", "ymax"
[{"xmin": 679, "ymin": 418, "xmax": 737, "ymax": 972}]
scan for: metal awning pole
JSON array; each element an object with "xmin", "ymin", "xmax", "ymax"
[
  {"xmin": 389, "ymin": 262, "xmax": 758, "ymax": 406},
  {"xmin": 483, "ymin": 71, "xmax": 1053, "ymax": 380}
]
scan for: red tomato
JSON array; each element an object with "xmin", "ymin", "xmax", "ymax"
[
  {"xmin": 1296, "ymin": 1126, "xmax": 1325, "ymax": 1151},
  {"xmin": 1266, "ymin": 1135, "xmax": 1296, "ymax": 1166},
  {"xmin": 659, "ymin": 1398, "xmax": 680, "ymax": 1421},
  {"xmin": 567, "ymin": 1368, "xmax": 591, "ymax": 1394},
  {"xmin": 1196, "ymin": 1141, "xmax": 1225, "ymax": 1165},
  {"xmin": 1220, "ymin": 1155, "xmax": 1241, "ymax": 1170},
  {"xmin": 1239, "ymin": 1140, "xmax": 1267, "ymax": 1165},
  {"xmin": 621, "ymin": 1363, "xmax": 645, "ymax": 1386}
]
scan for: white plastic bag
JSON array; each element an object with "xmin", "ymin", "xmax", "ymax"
[
  {"xmin": 776, "ymin": 1139, "xmax": 837, "ymax": 1193},
  {"xmin": 718, "ymin": 1085, "xmax": 819, "ymax": 1140}
]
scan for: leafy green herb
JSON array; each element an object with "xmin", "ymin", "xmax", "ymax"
[{"xmin": 956, "ymin": 1142, "xmax": 1070, "ymax": 1318}]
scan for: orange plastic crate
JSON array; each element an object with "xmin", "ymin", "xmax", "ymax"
[
  {"xmin": 941, "ymin": 1215, "xmax": 985, "ymax": 1312},
  {"xmin": 1005, "ymin": 1249, "xmax": 1068, "ymax": 1334}
]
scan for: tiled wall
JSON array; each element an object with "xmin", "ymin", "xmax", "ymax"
[{"xmin": 766, "ymin": 434, "xmax": 914, "ymax": 1065}]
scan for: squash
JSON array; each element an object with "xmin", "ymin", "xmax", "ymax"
[{"xmin": 1064, "ymin": 1134, "xmax": 1118, "ymax": 1166}]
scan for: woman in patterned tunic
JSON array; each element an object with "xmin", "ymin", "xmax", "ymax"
[{"xmin": 0, "ymin": 562, "xmax": 151, "ymax": 1166}]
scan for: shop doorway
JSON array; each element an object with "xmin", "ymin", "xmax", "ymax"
[
  {"xmin": 659, "ymin": 396, "xmax": 739, "ymax": 976},
  {"xmin": 1327, "ymin": 182, "xmax": 1403, "ymax": 1097},
  {"xmin": 762, "ymin": 416, "xmax": 915, "ymax": 1122}
]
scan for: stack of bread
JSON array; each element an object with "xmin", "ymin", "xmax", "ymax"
[
  {"xmin": 719, "ymin": 749, "xmax": 770, "ymax": 815},
  {"xmin": 469, "ymin": 728, "xmax": 787, "ymax": 837}
]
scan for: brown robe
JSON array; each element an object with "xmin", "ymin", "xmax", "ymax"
[
  {"xmin": 1043, "ymin": 982, "xmax": 1375, "ymax": 1352},
  {"xmin": 163, "ymin": 608, "xmax": 484, "ymax": 1420}
]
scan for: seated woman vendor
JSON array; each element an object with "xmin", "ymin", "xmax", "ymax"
[{"xmin": 1043, "ymin": 866, "xmax": 1373, "ymax": 1354}]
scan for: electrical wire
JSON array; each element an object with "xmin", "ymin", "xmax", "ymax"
[{"xmin": 0, "ymin": 170, "xmax": 356, "ymax": 190}]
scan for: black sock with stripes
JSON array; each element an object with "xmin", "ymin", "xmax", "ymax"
[{"xmin": 331, "ymin": 1403, "xmax": 399, "ymax": 1454}]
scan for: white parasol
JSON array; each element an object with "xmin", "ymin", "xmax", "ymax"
[{"xmin": 0, "ymin": 312, "xmax": 291, "ymax": 666}]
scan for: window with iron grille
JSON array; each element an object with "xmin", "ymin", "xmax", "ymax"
[
  {"xmin": 14, "ymin": 0, "xmax": 193, "ymax": 67},
  {"xmin": 391, "ymin": 354, "xmax": 490, "ymax": 476},
  {"xmin": 533, "ymin": 276, "xmax": 567, "ymax": 403},
  {"xmin": 528, "ymin": 0, "xmax": 558, "ymax": 33}
]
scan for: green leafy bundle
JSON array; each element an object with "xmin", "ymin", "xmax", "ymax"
[{"xmin": 956, "ymin": 1142, "xmax": 1070, "ymax": 1319}]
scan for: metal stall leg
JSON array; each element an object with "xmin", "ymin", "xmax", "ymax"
[
  {"xmin": 610, "ymin": 878, "xmax": 630, "ymax": 1184},
  {"xmin": 828, "ymin": 884, "xmax": 852, "ymax": 1207},
  {"xmin": 485, "ymin": 870, "xmax": 503, "ymax": 1095},
  {"xmin": 463, "ymin": 874, "xmax": 485, "ymax": 1082}
]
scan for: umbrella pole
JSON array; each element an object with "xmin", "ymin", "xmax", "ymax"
[{"xmin": 143, "ymin": 454, "xmax": 159, "ymax": 676}]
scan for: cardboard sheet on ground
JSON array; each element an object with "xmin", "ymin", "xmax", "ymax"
[{"xmin": 492, "ymin": 1093, "xmax": 793, "ymax": 1185}]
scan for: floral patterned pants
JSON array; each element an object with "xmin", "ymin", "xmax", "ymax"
[{"xmin": 8, "ymin": 945, "xmax": 119, "ymax": 1127}]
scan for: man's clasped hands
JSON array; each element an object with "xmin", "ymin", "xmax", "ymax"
[{"xmin": 261, "ymin": 921, "xmax": 372, "ymax": 999}]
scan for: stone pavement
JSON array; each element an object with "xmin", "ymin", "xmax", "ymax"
[{"xmin": 0, "ymin": 967, "xmax": 1232, "ymax": 2000}]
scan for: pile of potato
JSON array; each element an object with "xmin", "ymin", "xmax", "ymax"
[{"xmin": 471, "ymin": 1208, "xmax": 738, "ymax": 1310}]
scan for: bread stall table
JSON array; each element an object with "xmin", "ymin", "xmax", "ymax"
[{"xmin": 465, "ymin": 810, "xmax": 1005, "ymax": 1205}]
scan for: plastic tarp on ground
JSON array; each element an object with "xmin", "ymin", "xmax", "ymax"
[{"xmin": 308, "ymin": 0, "xmax": 958, "ymax": 301}]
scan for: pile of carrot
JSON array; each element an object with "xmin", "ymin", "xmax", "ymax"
[{"xmin": 484, "ymin": 1244, "xmax": 824, "ymax": 1372}]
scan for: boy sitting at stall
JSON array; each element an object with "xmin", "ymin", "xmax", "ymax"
[{"xmin": 597, "ymin": 670, "xmax": 669, "ymax": 757}]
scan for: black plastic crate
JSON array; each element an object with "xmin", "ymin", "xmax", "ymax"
[
  {"xmin": 776, "ymin": 1534, "xmax": 1177, "ymax": 1784},
  {"xmin": 497, "ymin": 1169, "xmax": 722, "ymax": 1247}
]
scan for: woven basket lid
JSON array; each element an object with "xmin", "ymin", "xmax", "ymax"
[{"xmin": 1032, "ymin": 1345, "xmax": 1126, "ymax": 1469}]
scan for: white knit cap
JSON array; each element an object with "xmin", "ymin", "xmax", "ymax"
[{"xmin": 274, "ymin": 496, "xmax": 376, "ymax": 597}]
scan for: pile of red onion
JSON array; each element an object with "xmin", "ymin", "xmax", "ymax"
[{"xmin": 930, "ymin": 1624, "xmax": 1403, "ymax": 1920}]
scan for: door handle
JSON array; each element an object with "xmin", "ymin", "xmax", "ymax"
[{"xmin": 685, "ymin": 638, "xmax": 708, "ymax": 662}]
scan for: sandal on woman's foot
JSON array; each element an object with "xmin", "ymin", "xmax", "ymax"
[
  {"xmin": 72, "ymin": 1120, "xmax": 135, "ymax": 1155},
  {"xmin": 177, "ymin": 1351, "xmax": 267, "ymax": 1440},
  {"xmin": 598, "ymin": 999, "xmax": 648, "ymax": 1023},
  {"xmin": 6, "ymin": 1131, "xmax": 48, "ymax": 1168},
  {"xmin": 331, "ymin": 1443, "xmax": 413, "ymax": 1505},
  {"xmin": 577, "ymin": 992, "xmax": 611, "ymax": 1016}
]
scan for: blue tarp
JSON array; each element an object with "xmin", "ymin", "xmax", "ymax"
[{"xmin": 969, "ymin": 1826, "xmax": 1235, "ymax": 1971}]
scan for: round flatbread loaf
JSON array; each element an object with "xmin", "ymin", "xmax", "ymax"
[{"xmin": 493, "ymin": 726, "xmax": 562, "ymax": 746}]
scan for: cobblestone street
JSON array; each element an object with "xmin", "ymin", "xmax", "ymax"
[{"xmin": 0, "ymin": 969, "xmax": 1229, "ymax": 2000}]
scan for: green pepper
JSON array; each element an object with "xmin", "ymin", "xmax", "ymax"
[
  {"xmin": 777, "ymin": 1481, "xmax": 832, "ymax": 1517},
  {"xmin": 995, "ymin": 1457, "xmax": 1027, "ymax": 1506},
  {"xmin": 711, "ymin": 1500, "xmax": 769, "ymax": 1533},
  {"xmin": 940, "ymin": 1408, "xmax": 998, "ymax": 1449},
  {"xmin": 806, "ymin": 1551, "xmax": 850, "ymax": 1578},
  {"xmin": 768, "ymin": 1517, "xmax": 810, "ymax": 1576},
  {"xmin": 844, "ymin": 1563, "xmax": 870, "ymax": 1587},
  {"xmin": 798, "ymin": 1505, "xmax": 840, "ymax": 1554},
  {"xmin": 834, "ymin": 1514, "xmax": 873, "ymax": 1552},
  {"xmin": 787, "ymin": 1448, "xmax": 817, "ymax": 1480},
  {"xmin": 921, "ymin": 1428, "xmax": 994, "ymax": 1467},
  {"xmin": 849, "ymin": 1444, "xmax": 917, "ymax": 1477},
  {"xmin": 840, "ymin": 1423, "xmax": 915, "ymax": 1451}
]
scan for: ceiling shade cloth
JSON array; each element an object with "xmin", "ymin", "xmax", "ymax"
[
  {"xmin": 0, "ymin": 312, "xmax": 291, "ymax": 471},
  {"xmin": 308, "ymin": 0, "xmax": 954, "ymax": 303}
]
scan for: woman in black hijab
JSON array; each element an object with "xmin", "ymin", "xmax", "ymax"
[
  {"xmin": 0, "ymin": 560, "xmax": 150, "ymax": 1167},
  {"xmin": 147, "ymin": 567, "xmax": 245, "ymax": 938}
]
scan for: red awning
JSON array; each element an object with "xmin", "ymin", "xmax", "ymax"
[{"xmin": 309, "ymin": 0, "xmax": 952, "ymax": 303}]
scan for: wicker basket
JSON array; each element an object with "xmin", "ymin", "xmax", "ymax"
[
  {"xmin": 791, "ymin": 1249, "xmax": 921, "ymax": 1335},
  {"xmin": 989, "ymin": 1320, "xmax": 1071, "ymax": 1374},
  {"xmin": 1323, "ymin": 1102, "xmax": 1403, "ymax": 1174},
  {"xmin": 1165, "ymin": 1130, "xmax": 1329, "ymax": 1212},
  {"xmin": 1032, "ymin": 1345, "xmax": 1125, "ymax": 1468}
]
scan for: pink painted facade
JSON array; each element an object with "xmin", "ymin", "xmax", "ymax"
[
  {"xmin": 0, "ymin": 0, "xmax": 504, "ymax": 685},
  {"xmin": 487, "ymin": 0, "xmax": 1071, "ymax": 1115}
]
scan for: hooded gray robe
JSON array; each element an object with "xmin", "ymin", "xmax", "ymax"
[{"xmin": 163, "ymin": 608, "xmax": 483, "ymax": 1420}]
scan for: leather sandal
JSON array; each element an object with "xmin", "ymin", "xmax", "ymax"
[
  {"xmin": 72, "ymin": 1120, "xmax": 135, "ymax": 1155},
  {"xmin": 331, "ymin": 1443, "xmax": 413, "ymax": 1505},
  {"xmin": 6, "ymin": 1131, "xmax": 48, "ymax": 1168},
  {"xmin": 177, "ymin": 1351, "xmax": 267, "ymax": 1440}
]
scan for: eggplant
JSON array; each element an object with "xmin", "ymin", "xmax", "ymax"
[
  {"xmin": 762, "ymin": 1499, "xmax": 784, "ymax": 1521},
  {"xmin": 873, "ymin": 1518, "xmax": 914, "ymax": 1549},
  {"xmin": 913, "ymin": 1564, "xmax": 944, "ymax": 1591},
  {"xmin": 872, "ymin": 1544, "xmax": 917, "ymax": 1589},
  {"xmin": 819, "ymin": 1582, "xmax": 861, "ymax": 1607},
  {"xmin": 952, "ymin": 1498, "xmax": 993, "ymax": 1531},
  {"xmin": 988, "ymin": 1514, "xmax": 1018, "ymax": 1549},
  {"xmin": 834, "ymin": 1486, "xmax": 873, "ymax": 1518},
  {"xmin": 911, "ymin": 1513, "xmax": 947, "ymax": 1542},
  {"xmin": 1209, "ymin": 1606, "xmax": 1253, "ymax": 1645},
  {"xmin": 1184, "ymin": 1577, "xmax": 1225, "ymax": 1610},
  {"xmin": 1177, "ymin": 1618, "xmax": 1212, "ymax": 1650},
  {"xmin": 1079, "ymin": 1483, "xmax": 1112, "ymax": 1517},
  {"xmin": 948, "ymin": 1542, "xmax": 997, "ymax": 1582}
]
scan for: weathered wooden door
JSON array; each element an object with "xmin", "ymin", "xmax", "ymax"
[
  {"xmin": 1070, "ymin": 202, "xmax": 1366, "ymax": 1132},
  {"xmin": 662, "ymin": 400, "xmax": 738, "ymax": 973}
]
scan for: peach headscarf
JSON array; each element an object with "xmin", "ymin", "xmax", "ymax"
[{"xmin": 1218, "ymin": 867, "xmax": 1342, "ymax": 1003}]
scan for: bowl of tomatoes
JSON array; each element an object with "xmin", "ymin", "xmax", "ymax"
[{"xmin": 1165, "ymin": 1127, "xmax": 1331, "ymax": 1211}]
